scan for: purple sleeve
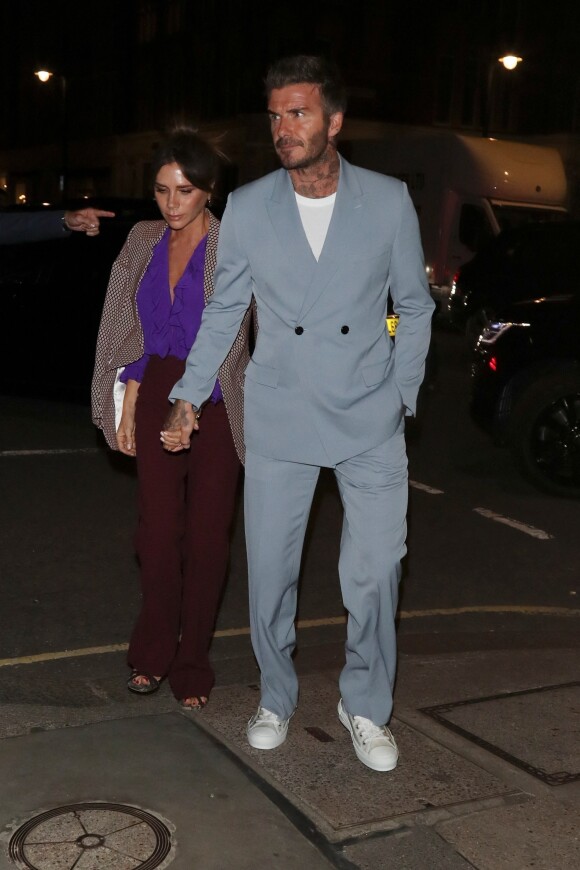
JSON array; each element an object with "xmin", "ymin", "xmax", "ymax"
[
  {"xmin": 119, "ymin": 354, "xmax": 150, "ymax": 384},
  {"xmin": 209, "ymin": 379, "xmax": 223, "ymax": 403}
]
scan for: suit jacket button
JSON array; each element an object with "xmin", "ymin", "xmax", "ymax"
[
  {"xmin": 295, "ymin": 326, "xmax": 304, "ymax": 335},
  {"xmin": 341, "ymin": 325, "xmax": 350, "ymax": 334}
]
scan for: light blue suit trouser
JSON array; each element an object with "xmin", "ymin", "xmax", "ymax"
[{"xmin": 244, "ymin": 424, "xmax": 408, "ymax": 726}]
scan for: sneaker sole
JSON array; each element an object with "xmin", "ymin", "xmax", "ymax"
[
  {"xmin": 338, "ymin": 702, "xmax": 398, "ymax": 772},
  {"xmin": 247, "ymin": 727, "xmax": 288, "ymax": 750},
  {"xmin": 247, "ymin": 734, "xmax": 286, "ymax": 749}
]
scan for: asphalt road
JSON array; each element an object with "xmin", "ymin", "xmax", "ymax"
[{"xmin": 1, "ymin": 324, "xmax": 579, "ymax": 681}]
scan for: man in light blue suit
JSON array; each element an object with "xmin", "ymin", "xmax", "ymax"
[{"xmin": 162, "ymin": 56, "xmax": 434, "ymax": 771}]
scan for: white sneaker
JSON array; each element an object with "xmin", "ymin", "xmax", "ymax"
[
  {"xmin": 247, "ymin": 706, "xmax": 290, "ymax": 750},
  {"xmin": 338, "ymin": 698, "xmax": 399, "ymax": 772}
]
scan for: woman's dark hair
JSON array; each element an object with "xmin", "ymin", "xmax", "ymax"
[
  {"xmin": 265, "ymin": 55, "xmax": 347, "ymax": 117},
  {"xmin": 151, "ymin": 127, "xmax": 221, "ymax": 192}
]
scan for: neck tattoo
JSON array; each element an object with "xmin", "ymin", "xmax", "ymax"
[{"xmin": 291, "ymin": 148, "xmax": 340, "ymax": 198}]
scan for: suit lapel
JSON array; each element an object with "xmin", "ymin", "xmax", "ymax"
[
  {"xmin": 266, "ymin": 169, "xmax": 318, "ymax": 292},
  {"xmin": 297, "ymin": 157, "xmax": 365, "ymax": 321},
  {"xmin": 265, "ymin": 159, "xmax": 365, "ymax": 321}
]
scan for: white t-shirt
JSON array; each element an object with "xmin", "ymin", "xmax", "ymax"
[{"xmin": 295, "ymin": 192, "xmax": 336, "ymax": 260}]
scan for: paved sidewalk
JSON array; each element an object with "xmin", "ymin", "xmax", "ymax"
[{"xmin": 0, "ymin": 646, "xmax": 578, "ymax": 869}]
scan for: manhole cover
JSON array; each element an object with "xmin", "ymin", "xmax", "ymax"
[{"xmin": 9, "ymin": 802, "xmax": 172, "ymax": 869}]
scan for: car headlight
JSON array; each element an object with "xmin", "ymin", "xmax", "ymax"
[{"xmin": 478, "ymin": 320, "xmax": 530, "ymax": 346}]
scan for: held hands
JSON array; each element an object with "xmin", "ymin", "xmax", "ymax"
[
  {"xmin": 161, "ymin": 400, "xmax": 200, "ymax": 452},
  {"xmin": 63, "ymin": 207, "xmax": 115, "ymax": 236}
]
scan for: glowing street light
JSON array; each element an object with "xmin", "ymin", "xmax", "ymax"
[
  {"xmin": 34, "ymin": 70, "xmax": 53, "ymax": 83},
  {"xmin": 499, "ymin": 55, "xmax": 523, "ymax": 71},
  {"xmin": 482, "ymin": 54, "xmax": 523, "ymax": 137}
]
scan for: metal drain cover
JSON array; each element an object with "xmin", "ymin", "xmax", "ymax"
[{"xmin": 9, "ymin": 802, "xmax": 173, "ymax": 869}]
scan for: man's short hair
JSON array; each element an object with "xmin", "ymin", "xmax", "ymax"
[{"xmin": 265, "ymin": 55, "xmax": 347, "ymax": 116}]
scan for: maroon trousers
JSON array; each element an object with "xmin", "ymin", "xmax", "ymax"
[{"xmin": 127, "ymin": 355, "xmax": 240, "ymax": 701}]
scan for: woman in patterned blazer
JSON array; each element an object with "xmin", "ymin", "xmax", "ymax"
[{"xmin": 92, "ymin": 128, "xmax": 252, "ymax": 710}]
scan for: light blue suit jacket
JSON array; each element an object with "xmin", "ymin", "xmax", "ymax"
[{"xmin": 170, "ymin": 156, "xmax": 434, "ymax": 466}]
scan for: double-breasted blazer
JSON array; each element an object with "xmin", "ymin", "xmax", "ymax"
[
  {"xmin": 91, "ymin": 211, "xmax": 252, "ymax": 463},
  {"xmin": 170, "ymin": 157, "xmax": 435, "ymax": 467}
]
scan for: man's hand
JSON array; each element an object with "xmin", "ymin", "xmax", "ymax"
[
  {"xmin": 63, "ymin": 207, "xmax": 115, "ymax": 237},
  {"xmin": 161, "ymin": 400, "xmax": 200, "ymax": 452}
]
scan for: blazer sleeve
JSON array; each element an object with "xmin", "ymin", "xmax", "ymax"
[
  {"xmin": 169, "ymin": 194, "xmax": 254, "ymax": 408},
  {"xmin": 389, "ymin": 183, "xmax": 435, "ymax": 416},
  {"xmin": 91, "ymin": 226, "xmax": 139, "ymax": 446},
  {"xmin": 0, "ymin": 211, "xmax": 69, "ymax": 245}
]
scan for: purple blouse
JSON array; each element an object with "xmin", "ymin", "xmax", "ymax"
[{"xmin": 120, "ymin": 228, "xmax": 222, "ymax": 403}]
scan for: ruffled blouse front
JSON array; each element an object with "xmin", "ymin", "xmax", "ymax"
[{"xmin": 120, "ymin": 228, "xmax": 222, "ymax": 402}]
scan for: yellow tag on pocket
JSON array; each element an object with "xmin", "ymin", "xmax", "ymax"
[{"xmin": 386, "ymin": 315, "xmax": 399, "ymax": 337}]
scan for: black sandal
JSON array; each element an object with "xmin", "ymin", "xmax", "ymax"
[
  {"xmin": 180, "ymin": 695, "xmax": 208, "ymax": 711},
  {"xmin": 127, "ymin": 670, "xmax": 161, "ymax": 695}
]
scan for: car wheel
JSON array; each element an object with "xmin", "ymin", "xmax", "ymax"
[{"xmin": 509, "ymin": 370, "xmax": 580, "ymax": 497}]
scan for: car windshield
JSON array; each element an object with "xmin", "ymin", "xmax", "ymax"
[{"xmin": 491, "ymin": 204, "xmax": 568, "ymax": 232}]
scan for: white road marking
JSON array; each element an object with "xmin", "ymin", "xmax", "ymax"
[
  {"xmin": 474, "ymin": 508, "xmax": 554, "ymax": 540},
  {"xmin": 1, "ymin": 606, "xmax": 578, "ymax": 668},
  {"xmin": 410, "ymin": 480, "xmax": 444, "ymax": 495},
  {"xmin": 0, "ymin": 448, "xmax": 100, "ymax": 457}
]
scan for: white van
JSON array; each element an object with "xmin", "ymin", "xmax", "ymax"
[{"xmin": 344, "ymin": 130, "xmax": 568, "ymax": 303}]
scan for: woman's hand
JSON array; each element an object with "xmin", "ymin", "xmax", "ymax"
[
  {"xmin": 117, "ymin": 410, "xmax": 137, "ymax": 456},
  {"xmin": 117, "ymin": 379, "xmax": 140, "ymax": 456}
]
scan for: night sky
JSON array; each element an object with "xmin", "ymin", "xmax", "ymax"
[{"xmin": 2, "ymin": 0, "xmax": 579, "ymax": 148}]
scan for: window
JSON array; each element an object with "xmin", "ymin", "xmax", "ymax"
[
  {"xmin": 167, "ymin": 0, "xmax": 182, "ymax": 34},
  {"xmin": 460, "ymin": 58, "xmax": 479, "ymax": 128},
  {"xmin": 435, "ymin": 56, "xmax": 454, "ymax": 124},
  {"xmin": 459, "ymin": 204, "xmax": 493, "ymax": 252},
  {"xmin": 138, "ymin": 1, "xmax": 157, "ymax": 44}
]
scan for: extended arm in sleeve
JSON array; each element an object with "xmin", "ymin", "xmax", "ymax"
[
  {"xmin": 0, "ymin": 211, "xmax": 68, "ymax": 246},
  {"xmin": 169, "ymin": 196, "xmax": 254, "ymax": 408},
  {"xmin": 389, "ymin": 184, "xmax": 435, "ymax": 415}
]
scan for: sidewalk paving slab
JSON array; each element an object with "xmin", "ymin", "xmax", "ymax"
[
  {"xmin": 342, "ymin": 825, "xmax": 477, "ymax": 869},
  {"xmin": 193, "ymin": 674, "xmax": 522, "ymax": 841},
  {"xmin": 0, "ymin": 647, "xmax": 578, "ymax": 869},
  {"xmin": 0, "ymin": 713, "xmax": 335, "ymax": 870},
  {"xmin": 436, "ymin": 795, "xmax": 580, "ymax": 870}
]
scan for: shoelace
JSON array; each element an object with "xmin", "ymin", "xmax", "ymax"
[
  {"xmin": 353, "ymin": 715, "xmax": 391, "ymax": 745},
  {"xmin": 256, "ymin": 707, "xmax": 283, "ymax": 726}
]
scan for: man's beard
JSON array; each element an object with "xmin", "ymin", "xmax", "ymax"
[{"xmin": 275, "ymin": 129, "xmax": 329, "ymax": 170}]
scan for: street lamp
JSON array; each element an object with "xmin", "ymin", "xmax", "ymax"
[
  {"xmin": 499, "ymin": 55, "xmax": 522, "ymax": 71},
  {"xmin": 482, "ymin": 54, "xmax": 523, "ymax": 138},
  {"xmin": 35, "ymin": 70, "xmax": 53, "ymax": 83},
  {"xmin": 34, "ymin": 69, "xmax": 68, "ymax": 200}
]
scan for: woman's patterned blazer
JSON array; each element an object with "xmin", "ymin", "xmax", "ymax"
[{"xmin": 91, "ymin": 211, "xmax": 252, "ymax": 463}]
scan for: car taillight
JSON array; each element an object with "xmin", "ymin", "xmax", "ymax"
[
  {"xmin": 450, "ymin": 272, "xmax": 460, "ymax": 296},
  {"xmin": 489, "ymin": 356, "xmax": 498, "ymax": 372}
]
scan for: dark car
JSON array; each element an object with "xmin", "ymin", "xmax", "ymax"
[
  {"xmin": 449, "ymin": 221, "xmax": 580, "ymax": 345},
  {"xmin": 471, "ymin": 291, "xmax": 580, "ymax": 497},
  {"xmin": 0, "ymin": 198, "xmax": 159, "ymax": 401}
]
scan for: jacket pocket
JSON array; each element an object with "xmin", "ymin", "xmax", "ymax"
[
  {"xmin": 351, "ymin": 243, "xmax": 391, "ymax": 266},
  {"xmin": 244, "ymin": 358, "xmax": 280, "ymax": 388},
  {"xmin": 362, "ymin": 358, "xmax": 390, "ymax": 387}
]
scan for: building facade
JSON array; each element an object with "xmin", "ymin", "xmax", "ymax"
[{"xmin": 1, "ymin": 0, "xmax": 579, "ymax": 206}]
